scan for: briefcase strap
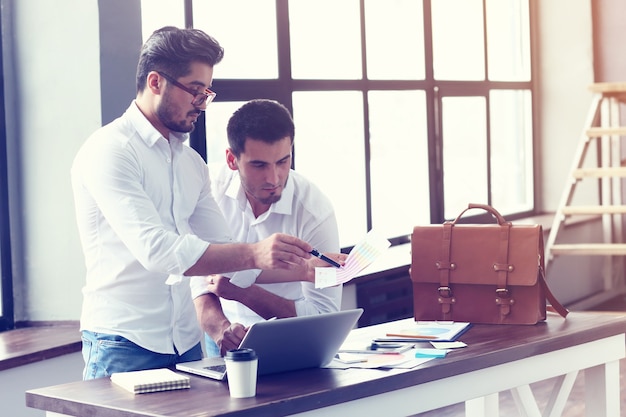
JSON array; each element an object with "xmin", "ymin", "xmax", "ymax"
[
  {"xmin": 437, "ymin": 223, "xmax": 455, "ymax": 314},
  {"xmin": 537, "ymin": 228, "xmax": 569, "ymax": 318},
  {"xmin": 494, "ymin": 223, "xmax": 513, "ymax": 316},
  {"xmin": 540, "ymin": 266, "xmax": 569, "ymax": 318}
]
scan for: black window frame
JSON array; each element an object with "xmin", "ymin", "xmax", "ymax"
[
  {"xmin": 0, "ymin": 2, "xmax": 14, "ymax": 331},
  {"xmin": 0, "ymin": 0, "xmax": 539, "ymax": 332},
  {"xmin": 184, "ymin": 0, "xmax": 538, "ymax": 247}
]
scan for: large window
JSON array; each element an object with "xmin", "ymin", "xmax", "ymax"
[{"xmin": 142, "ymin": 0, "xmax": 535, "ymax": 249}]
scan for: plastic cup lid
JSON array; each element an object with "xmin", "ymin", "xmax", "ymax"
[{"xmin": 225, "ymin": 348, "xmax": 257, "ymax": 361}]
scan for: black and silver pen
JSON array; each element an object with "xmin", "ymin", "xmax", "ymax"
[{"xmin": 310, "ymin": 249, "xmax": 341, "ymax": 268}]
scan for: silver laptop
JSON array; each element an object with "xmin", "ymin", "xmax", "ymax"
[{"xmin": 176, "ymin": 308, "xmax": 363, "ymax": 380}]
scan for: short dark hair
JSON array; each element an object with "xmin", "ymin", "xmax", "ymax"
[
  {"xmin": 136, "ymin": 26, "xmax": 224, "ymax": 93},
  {"xmin": 227, "ymin": 99, "xmax": 295, "ymax": 157}
]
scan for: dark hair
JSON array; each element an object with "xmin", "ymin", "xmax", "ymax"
[
  {"xmin": 227, "ymin": 99, "xmax": 295, "ymax": 157},
  {"xmin": 136, "ymin": 26, "xmax": 224, "ymax": 93}
]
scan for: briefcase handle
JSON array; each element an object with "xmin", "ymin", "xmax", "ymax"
[{"xmin": 451, "ymin": 203, "xmax": 510, "ymax": 226}]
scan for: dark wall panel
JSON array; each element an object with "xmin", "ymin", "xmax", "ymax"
[{"xmin": 98, "ymin": 0, "xmax": 142, "ymax": 125}]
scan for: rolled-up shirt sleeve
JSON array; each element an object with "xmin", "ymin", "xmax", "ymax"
[
  {"xmin": 73, "ymin": 120, "xmax": 235, "ymax": 277},
  {"xmin": 294, "ymin": 282, "xmax": 342, "ymax": 315},
  {"xmin": 189, "ymin": 269, "xmax": 261, "ymax": 298}
]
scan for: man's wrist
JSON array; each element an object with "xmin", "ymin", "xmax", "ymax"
[
  {"xmin": 207, "ymin": 318, "xmax": 231, "ymax": 341},
  {"xmin": 229, "ymin": 269, "xmax": 261, "ymax": 288}
]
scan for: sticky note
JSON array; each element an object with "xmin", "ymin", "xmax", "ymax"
[{"xmin": 414, "ymin": 349, "xmax": 449, "ymax": 358}]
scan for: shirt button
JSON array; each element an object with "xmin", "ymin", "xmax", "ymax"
[{"xmin": 166, "ymin": 158, "xmax": 172, "ymax": 163}]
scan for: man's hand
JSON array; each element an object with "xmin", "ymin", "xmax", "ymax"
[
  {"xmin": 185, "ymin": 233, "xmax": 313, "ymax": 277},
  {"xmin": 302, "ymin": 252, "xmax": 348, "ymax": 282},
  {"xmin": 217, "ymin": 322, "xmax": 247, "ymax": 356},
  {"xmin": 251, "ymin": 233, "xmax": 313, "ymax": 270},
  {"xmin": 205, "ymin": 275, "xmax": 241, "ymax": 300}
]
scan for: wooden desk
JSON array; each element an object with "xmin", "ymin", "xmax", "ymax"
[
  {"xmin": 0, "ymin": 323, "xmax": 80, "ymax": 371},
  {"xmin": 25, "ymin": 311, "xmax": 626, "ymax": 417}
]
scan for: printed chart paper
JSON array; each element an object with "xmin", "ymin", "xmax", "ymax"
[{"xmin": 315, "ymin": 230, "xmax": 391, "ymax": 289}]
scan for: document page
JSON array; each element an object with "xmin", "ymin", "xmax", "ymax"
[{"xmin": 315, "ymin": 230, "xmax": 391, "ymax": 289}]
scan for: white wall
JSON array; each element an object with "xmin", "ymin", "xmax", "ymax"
[
  {"xmin": 6, "ymin": 0, "xmax": 596, "ymax": 321},
  {"xmin": 7, "ymin": 0, "xmax": 101, "ymax": 320},
  {"xmin": 535, "ymin": 0, "xmax": 608, "ymax": 305},
  {"xmin": 536, "ymin": 0, "xmax": 595, "ymax": 211}
]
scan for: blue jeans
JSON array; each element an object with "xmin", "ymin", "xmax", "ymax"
[
  {"xmin": 81, "ymin": 331, "xmax": 203, "ymax": 380},
  {"xmin": 204, "ymin": 333, "xmax": 221, "ymax": 358}
]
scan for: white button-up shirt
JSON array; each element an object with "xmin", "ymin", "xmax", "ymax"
[
  {"xmin": 191, "ymin": 166, "xmax": 342, "ymax": 327},
  {"xmin": 71, "ymin": 101, "xmax": 235, "ymax": 354}
]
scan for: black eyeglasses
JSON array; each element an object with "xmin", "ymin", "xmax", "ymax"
[{"xmin": 157, "ymin": 71, "xmax": 216, "ymax": 107}]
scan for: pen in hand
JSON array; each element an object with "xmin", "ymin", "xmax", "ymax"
[{"xmin": 310, "ymin": 249, "xmax": 342, "ymax": 268}]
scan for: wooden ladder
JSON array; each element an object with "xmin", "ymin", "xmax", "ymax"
[{"xmin": 545, "ymin": 82, "xmax": 626, "ymax": 292}]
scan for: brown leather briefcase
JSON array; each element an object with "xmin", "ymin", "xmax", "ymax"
[{"xmin": 411, "ymin": 203, "xmax": 568, "ymax": 324}]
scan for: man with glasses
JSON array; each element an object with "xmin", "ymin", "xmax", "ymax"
[
  {"xmin": 71, "ymin": 26, "xmax": 338, "ymax": 379},
  {"xmin": 191, "ymin": 99, "xmax": 343, "ymax": 356},
  {"xmin": 156, "ymin": 71, "xmax": 217, "ymax": 107}
]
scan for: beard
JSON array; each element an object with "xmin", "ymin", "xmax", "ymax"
[
  {"xmin": 256, "ymin": 193, "xmax": 282, "ymax": 206},
  {"xmin": 242, "ymin": 175, "xmax": 289, "ymax": 209},
  {"xmin": 156, "ymin": 93, "xmax": 201, "ymax": 133}
]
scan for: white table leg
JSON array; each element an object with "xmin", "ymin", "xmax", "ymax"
[
  {"xmin": 465, "ymin": 393, "xmax": 499, "ymax": 417},
  {"xmin": 584, "ymin": 359, "xmax": 621, "ymax": 417}
]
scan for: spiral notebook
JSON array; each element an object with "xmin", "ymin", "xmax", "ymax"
[{"xmin": 110, "ymin": 368, "xmax": 190, "ymax": 394}]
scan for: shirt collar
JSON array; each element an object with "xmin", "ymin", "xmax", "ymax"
[
  {"xmin": 225, "ymin": 171, "xmax": 295, "ymax": 216},
  {"xmin": 126, "ymin": 101, "xmax": 189, "ymax": 148}
]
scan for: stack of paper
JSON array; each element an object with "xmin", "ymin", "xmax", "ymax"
[{"xmin": 110, "ymin": 368, "xmax": 190, "ymax": 394}]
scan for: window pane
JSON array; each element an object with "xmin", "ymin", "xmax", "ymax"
[
  {"xmin": 194, "ymin": 0, "xmax": 278, "ymax": 79},
  {"xmin": 442, "ymin": 96, "xmax": 488, "ymax": 219},
  {"xmin": 140, "ymin": 0, "xmax": 184, "ymax": 42},
  {"xmin": 486, "ymin": 0, "xmax": 531, "ymax": 81},
  {"xmin": 369, "ymin": 91, "xmax": 430, "ymax": 238},
  {"xmin": 204, "ymin": 102, "xmax": 247, "ymax": 177},
  {"xmin": 289, "ymin": 0, "xmax": 362, "ymax": 80},
  {"xmin": 431, "ymin": 0, "xmax": 485, "ymax": 81},
  {"xmin": 364, "ymin": 0, "xmax": 425, "ymax": 80},
  {"xmin": 490, "ymin": 90, "xmax": 533, "ymax": 213},
  {"xmin": 292, "ymin": 91, "xmax": 366, "ymax": 247}
]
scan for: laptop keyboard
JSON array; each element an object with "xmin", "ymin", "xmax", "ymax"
[{"xmin": 203, "ymin": 364, "xmax": 226, "ymax": 373}]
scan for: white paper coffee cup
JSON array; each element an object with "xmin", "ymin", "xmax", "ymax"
[{"xmin": 224, "ymin": 348, "xmax": 258, "ymax": 398}]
